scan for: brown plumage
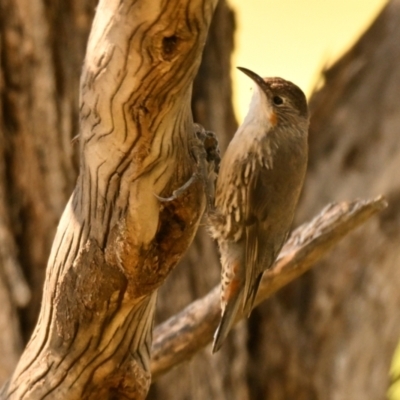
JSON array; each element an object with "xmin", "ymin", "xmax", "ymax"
[{"xmin": 209, "ymin": 67, "xmax": 309, "ymax": 352}]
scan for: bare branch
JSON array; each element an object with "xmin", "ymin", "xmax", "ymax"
[{"xmin": 151, "ymin": 196, "xmax": 387, "ymax": 379}]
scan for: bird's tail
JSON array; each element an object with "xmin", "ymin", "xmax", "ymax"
[{"xmin": 212, "ymin": 288, "xmax": 244, "ymax": 353}]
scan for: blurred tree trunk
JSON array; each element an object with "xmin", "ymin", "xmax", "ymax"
[
  {"xmin": 0, "ymin": 0, "xmax": 97, "ymax": 384},
  {"xmin": 247, "ymin": 1, "xmax": 400, "ymax": 399},
  {"xmin": 0, "ymin": 0, "xmax": 399, "ymax": 399}
]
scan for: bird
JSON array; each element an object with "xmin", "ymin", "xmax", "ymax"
[{"xmin": 209, "ymin": 67, "xmax": 309, "ymax": 353}]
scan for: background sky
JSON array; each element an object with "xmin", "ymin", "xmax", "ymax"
[{"xmin": 229, "ymin": 0, "xmax": 387, "ymax": 120}]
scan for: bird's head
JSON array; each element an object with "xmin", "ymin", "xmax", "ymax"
[{"xmin": 238, "ymin": 67, "xmax": 309, "ymax": 130}]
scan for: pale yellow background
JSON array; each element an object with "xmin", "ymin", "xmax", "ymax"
[{"xmin": 230, "ymin": 0, "xmax": 387, "ymax": 120}]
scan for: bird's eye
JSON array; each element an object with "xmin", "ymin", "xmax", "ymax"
[{"xmin": 273, "ymin": 96, "xmax": 284, "ymax": 105}]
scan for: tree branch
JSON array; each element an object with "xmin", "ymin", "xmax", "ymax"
[{"xmin": 151, "ymin": 196, "xmax": 387, "ymax": 379}]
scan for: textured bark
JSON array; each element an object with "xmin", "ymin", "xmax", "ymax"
[{"xmin": 3, "ymin": 0, "xmax": 217, "ymax": 399}]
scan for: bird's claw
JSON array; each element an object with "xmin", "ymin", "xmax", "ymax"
[
  {"xmin": 154, "ymin": 124, "xmax": 220, "ymax": 206},
  {"xmin": 154, "ymin": 173, "xmax": 198, "ymax": 202},
  {"xmin": 191, "ymin": 125, "xmax": 220, "ymax": 211}
]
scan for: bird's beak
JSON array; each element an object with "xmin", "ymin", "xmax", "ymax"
[{"xmin": 237, "ymin": 67, "xmax": 271, "ymax": 94}]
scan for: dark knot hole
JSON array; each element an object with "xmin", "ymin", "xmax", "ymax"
[{"xmin": 162, "ymin": 35, "xmax": 179, "ymax": 58}]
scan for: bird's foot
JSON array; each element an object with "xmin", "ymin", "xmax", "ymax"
[
  {"xmin": 191, "ymin": 124, "xmax": 220, "ymax": 210},
  {"xmin": 154, "ymin": 173, "xmax": 199, "ymax": 202},
  {"xmin": 154, "ymin": 124, "xmax": 220, "ymax": 205}
]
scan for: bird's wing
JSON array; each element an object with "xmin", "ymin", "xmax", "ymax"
[
  {"xmin": 242, "ymin": 160, "xmax": 275, "ymax": 313},
  {"xmin": 214, "ymin": 143, "xmax": 276, "ymax": 313}
]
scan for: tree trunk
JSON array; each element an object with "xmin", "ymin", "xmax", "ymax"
[
  {"xmin": 2, "ymin": 0, "xmax": 218, "ymax": 398},
  {"xmin": 0, "ymin": 0, "xmax": 97, "ymax": 382}
]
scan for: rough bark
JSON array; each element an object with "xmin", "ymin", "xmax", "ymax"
[{"xmin": 3, "ymin": 0, "xmax": 217, "ymax": 399}]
